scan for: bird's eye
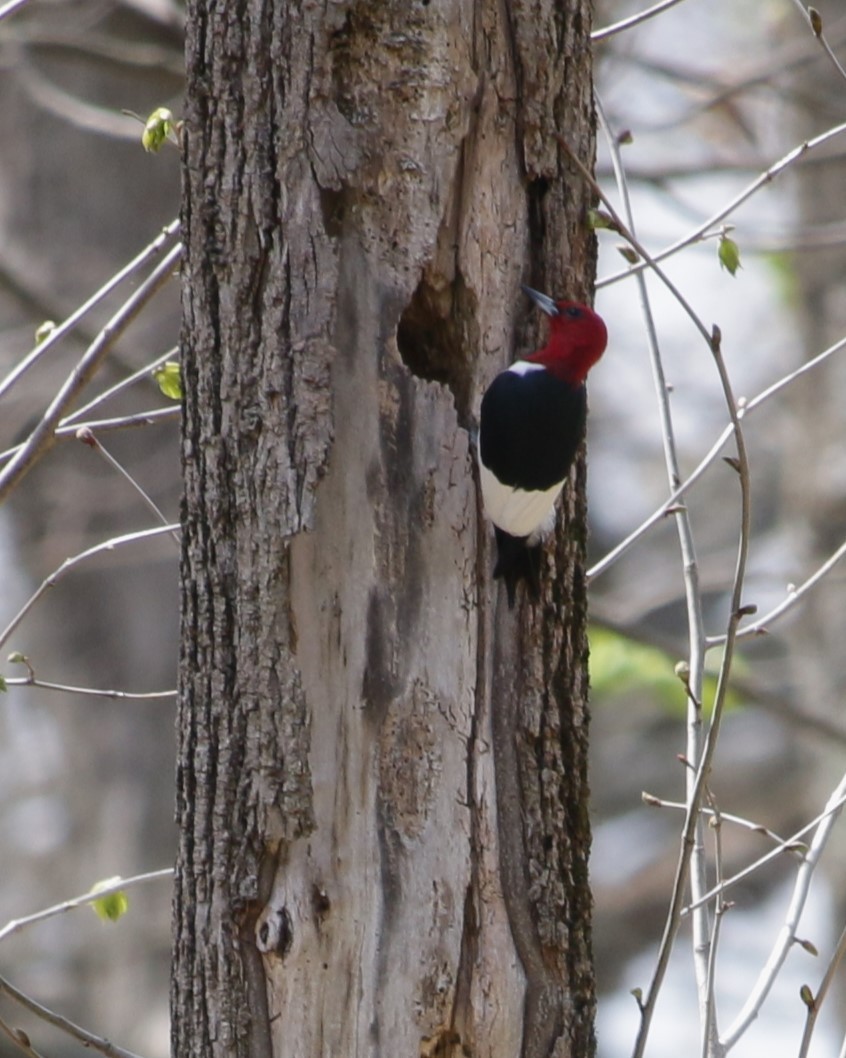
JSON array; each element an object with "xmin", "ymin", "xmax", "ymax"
[{"xmin": 565, "ymin": 307, "xmax": 582, "ymax": 319}]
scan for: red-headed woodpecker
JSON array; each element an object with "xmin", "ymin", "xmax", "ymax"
[{"xmin": 479, "ymin": 286, "xmax": 607, "ymax": 607}]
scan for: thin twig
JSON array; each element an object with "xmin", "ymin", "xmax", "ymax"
[
  {"xmin": 797, "ymin": 922, "xmax": 846, "ymax": 1058},
  {"xmin": 701, "ymin": 793, "xmax": 726, "ymax": 1058},
  {"xmin": 566, "ymin": 107, "xmax": 753, "ymax": 1058},
  {"xmin": 643, "ymin": 795, "xmax": 804, "ymax": 854},
  {"xmin": 0, "ymin": 407, "xmax": 180, "ymax": 466},
  {"xmin": 0, "ymin": 222, "xmax": 179, "ymax": 404},
  {"xmin": 0, "ymin": 408, "xmax": 179, "ymax": 467},
  {"xmin": 710, "ymin": 533, "xmax": 846, "ymax": 645},
  {"xmin": 721, "ymin": 770, "xmax": 846, "ymax": 1049},
  {"xmin": 569, "ymin": 106, "xmax": 753, "ymax": 1058},
  {"xmin": 0, "ymin": 869, "xmax": 173, "ymax": 944},
  {"xmin": 0, "ymin": 1013, "xmax": 47, "ymax": 1058},
  {"xmin": 588, "ymin": 333, "xmax": 846, "ymax": 582},
  {"xmin": 590, "ymin": 99, "xmax": 715, "ymax": 1052},
  {"xmin": 789, "ymin": 0, "xmax": 846, "ymax": 85},
  {"xmin": 686, "ymin": 327, "xmax": 752, "ymax": 1058},
  {"xmin": 0, "ymin": 0, "xmax": 30, "ymax": 23},
  {"xmin": 559, "ymin": 133, "xmax": 719, "ymax": 348},
  {"xmin": 78, "ymin": 432, "xmax": 179, "ymax": 545},
  {"xmin": 3, "ymin": 677, "xmax": 176, "ymax": 702},
  {"xmin": 743, "ymin": 334, "xmax": 846, "ymax": 415},
  {"xmin": 63, "ymin": 347, "xmax": 179, "ymax": 424},
  {"xmin": 0, "ymin": 974, "xmax": 146, "ymax": 1058},
  {"xmin": 58, "ymin": 407, "xmax": 181, "ymax": 437},
  {"xmin": 591, "ymin": 0, "xmax": 691, "ymax": 42},
  {"xmin": 597, "ymin": 121, "xmax": 846, "ymax": 290},
  {"xmin": 685, "ymin": 789, "xmax": 846, "ymax": 916},
  {"xmin": 0, "ymin": 523, "xmax": 180, "ymax": 653},
  {"xmin": 594, "ymin": 614, "xmax": 846, "ymax": 744},
  {"xmin": 0, "ymin": 242, "xmax": 182, "ymax": 505}
]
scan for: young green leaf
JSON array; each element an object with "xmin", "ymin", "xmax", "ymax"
[
  {"xmin": 718, "ymin": 236, "xmax": 742, "ymax": 277},
  {"xmin": 142, "ymin": 108, "xmax": 176, "ymax": 153},
  {"xmin": 89, "ymin": 877, "xmax": 129, "ymax": 922},
  {"xmin": 153, "ymin": 361, "xmax": 183, "ymax": 401}
]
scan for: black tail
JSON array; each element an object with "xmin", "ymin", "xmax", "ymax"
[{"xmin": 493, "ymin": 527, "xmax": 541, "ymax": 608}]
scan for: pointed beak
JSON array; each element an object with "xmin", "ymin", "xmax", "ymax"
[{"xmin": 521, "ymin": 285, "xmax": 559, "ymax": 317}]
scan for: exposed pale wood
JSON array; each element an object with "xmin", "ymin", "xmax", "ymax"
[{"xmin": 175, "ymin": 1, "xmax": 597, "ymax": 1056}]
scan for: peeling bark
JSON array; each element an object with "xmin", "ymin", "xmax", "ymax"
[{"xmin": 175, "ymin": 1, "xmax": 597, "ymax": 1056}]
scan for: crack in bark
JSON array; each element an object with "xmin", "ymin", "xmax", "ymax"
[
  {"xmin": 445, "ymin": 465, "xmax": 489, "ymax": 1048},
  {"xmin": 491, "ymin": 596, "xmax": 561, "ymax": 1058}
]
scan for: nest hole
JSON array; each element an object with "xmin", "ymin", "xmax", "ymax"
[{"xmin": 396, "ymin": 276, "xmax": 476, "ymax": 424}]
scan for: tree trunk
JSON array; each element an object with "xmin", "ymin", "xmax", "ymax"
[{"xmin": 174, "ymin": 2, "xmax": 598, "ymax": 1057}]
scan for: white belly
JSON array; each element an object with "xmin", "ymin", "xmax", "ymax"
[{"xmin": 479, "ymin": 463, "xmax": 563, "ymax": 541}]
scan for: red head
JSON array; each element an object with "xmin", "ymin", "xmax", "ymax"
[{"xmin": 522, "ymin": 286, "xmax": 607, "ymax": 385}]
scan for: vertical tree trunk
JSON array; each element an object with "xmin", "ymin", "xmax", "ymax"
[{"xmin": 174, "ymin": 2, "xmax": 598, "ymax": 1057}]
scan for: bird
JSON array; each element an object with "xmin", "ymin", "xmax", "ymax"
[{"xmin": 478, "ymin": 285, "xmax": 607, "ymax": 607}]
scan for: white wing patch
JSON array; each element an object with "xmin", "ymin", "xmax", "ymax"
[
  {"xmin": 507, "ymin": 360, "xmax": 545, "ymax": 377},
  {"xmin": 479, "ymin": 463, "xmax": 563, "ymax": 542}
]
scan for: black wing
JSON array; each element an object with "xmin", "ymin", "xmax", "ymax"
[{"xmin": 479, "ymin": 369, "xmax": 587, "ymax": 491}]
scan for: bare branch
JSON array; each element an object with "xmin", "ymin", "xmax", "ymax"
[
  {"xmin": 0, "ymin": 242, "xmax": 182, "ymax": 504},
  {"xmin": 0, "ymin": 1014, "xmax": 48, "ymax": 1058},
  {"xmin": 597, "ymin": 121, "xmax": 846, "ymax": 290},
  {"xmin": 644, "ymin": 795, "xmax": 804, "ymax": 853},
  {"xmin": 588, "ymin": 98, "xmax": 714, "ymax": 1052},
  {"xmin": 701, "ymin": 793, "xmax": 727, "ymax": 1058},
  {"xmin": 721, "ymin": 771, "xmax": 846, "ymax": 1049},
  {"xmin": 566, "ymin": 102, "xmax": 753, "ymax": 1058},
  {"xmin": 797, "ymin": 922, "xmax": 846, "ymax": 1058},
  {"xmin": 682, "ymin": 326, "xmax": 752, "ymax": 1058},
  {"xmin": 0, "ymin": 0, "xmax": 30, "ymax": 23},
  {"xmin": 685, "ymin": 789, "xmax": 846, "ymax": 916},
  {"xmin": 0, "ymin": 408, "xmax": 180, "ymax": 466},
  {"xmin": 0, "ymin": 524, "xmax": 180, "ymax": 653},
  {"xmin": 0, "ymin": 974, "xmax": 146, "ymax": 1058},
  {"xmin": 592, "ymin": 0, "xmax": 691, "ymax": 42},
  {"xmin": 78, "ymin": 431, "xmax": 179, "ymax": 545},
  {"xmin": 588, "ymin": 333, "xmax": 846, "ymax": 582},
  {"xmin": 63, "ymin": 347, "xmax": 179, "ymax": 424},
  {"xmin": 0, "ymin": 869, "xmax": 173, "ymax": 944},
  {"xmin": 3, "ymin": 676, "xmax": 176, "ymax": 702},
  {"xmin": 0, "ymin": 221, "xmax": 179, "ymax": 404},
  {"xmin": 710, "ymin": 534, "xmax": 846, "ymax": 645},
  {"xmin": 790, "ymin": 0, "xmax": 846, "ymax": 85},
  {"xmin": 569, "ymin": 89, "xmax": 758, "ymax": 1055}
]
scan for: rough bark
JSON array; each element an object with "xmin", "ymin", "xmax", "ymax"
[{"xmin": 175, "ymin": 1, "xmax": 597, "ymax": 1057}]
